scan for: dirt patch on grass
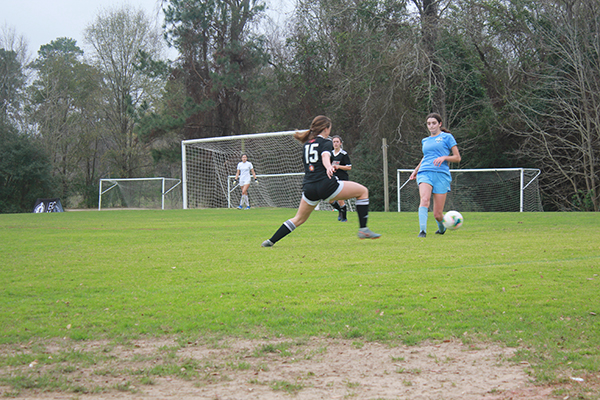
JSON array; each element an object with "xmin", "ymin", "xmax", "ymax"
[{"xmin": 0, "ymin": 337, "xmax": 594, "ymax": 399}]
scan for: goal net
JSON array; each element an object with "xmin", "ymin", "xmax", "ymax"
[
  {"xmin": 397, "ymin": 168, "xmax": 543, "ymax": 212},
  {"xmin": 222, "ymin": 173, "xmax": 356, "ymax": 211},
  {"xmin": 182, "ymin": 131, "xmax": 305, "ymax": 209},
  {"xmin": 98, "ymin": 178, "xmax": 182, "ymax": 210}
]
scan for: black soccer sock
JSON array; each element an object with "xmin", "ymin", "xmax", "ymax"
[
  {"xmin": 356, "ymin": 199, "xmax": 369, "ymax": 228},
  {"xmin": 269, "ymin": 220, "xmax": 296, "ymax": 244},
  {"xmin": 341, "ymin": 205, "xmax": 347, "ymax": 220},
  {"xmin": 330, "ymin": 201, "xmax": 342, "ymax": 211}
]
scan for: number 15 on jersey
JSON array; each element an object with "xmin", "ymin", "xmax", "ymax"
[{"xmin": 305, "ymin": 143, "xmax": 319, "ymax": 164}]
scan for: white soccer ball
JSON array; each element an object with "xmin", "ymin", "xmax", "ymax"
[{"xmin": 443, "ymin": 210, "xmax": 463, "ymax": 230}]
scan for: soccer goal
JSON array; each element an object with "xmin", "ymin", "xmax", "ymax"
[
  {"xmin": 396, "ymin": 168, "xmax": 543, "ymax": 212},
  {"xmin": 98, "ymin": 178, "xmax": 182, "ymax": 210},
  {"xmin": 182, "ymin": 131, "xmax": 307, "ymax": 209}
]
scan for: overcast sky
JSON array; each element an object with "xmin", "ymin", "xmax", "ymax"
[{"xmin": 1, "ymin": 0, "xmax": 293, "ymax": 60}]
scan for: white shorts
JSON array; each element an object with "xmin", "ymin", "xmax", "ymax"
[{"xmin": 239, "ymin": 178, "xmax": 251, "ymax": 186}]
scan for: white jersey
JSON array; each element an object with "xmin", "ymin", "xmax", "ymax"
[{"xmin": 237, "ymin": 161, "xmax": 254, "ymax": 184}]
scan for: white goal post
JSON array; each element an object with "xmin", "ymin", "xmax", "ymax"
[
  {"xmin": 98, "ymin": 178, "xmax": 182, "ymax": 210},
  {"xmin": 397, "ymin": 168, "xmax": 543, "ymax": 212}
]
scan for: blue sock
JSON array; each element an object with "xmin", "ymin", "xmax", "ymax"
[
  {"xmin": 418, "ymin": 206, "xmax": 428, "ymax": 233},
  {"xmin": 437, "ymin": 219, "xmax": 446, "ymax": 233}
]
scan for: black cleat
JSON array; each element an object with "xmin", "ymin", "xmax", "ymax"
[
  {"xmin": 418, "ymin": 231, "xmax": 426, "ymax": 238},
  {"xmin": 435, "ymin": 229, "xmax": 445, "ymax": 235}
]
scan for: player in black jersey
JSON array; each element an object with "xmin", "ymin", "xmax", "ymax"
[
  {"xmin": 262, "ymin": 115, "xmax": 381, "ymax": 247},
  {"xmin": 329, "ymin": 135, "xmax": 351, "ymax": 222}
]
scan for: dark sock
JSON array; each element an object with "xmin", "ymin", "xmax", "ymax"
[
  {"xmin": 269, "ymin": 220, "xmax": 296, "ymax": 243},
  {"xmin": 330, "ymin": 201, "xmax": 342, "ymax": 211},
  {"xmin": 341, "ymin": 205, "xmax": 347, "ymax": 220},
  {"xmin": 356, "ymin": 199, "xmax": 369, "ymax": 228}
]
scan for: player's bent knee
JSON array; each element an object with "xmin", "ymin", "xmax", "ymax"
[{"xmin": 353, "ymin": 182, "xmax": 368, "ymax": 199}]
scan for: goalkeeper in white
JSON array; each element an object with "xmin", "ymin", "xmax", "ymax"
[{"xmin": 235, "ymin": 154, "xmax": 258, "ymax": 209}]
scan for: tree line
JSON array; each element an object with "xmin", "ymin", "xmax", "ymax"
[{"xmin": 1, "ymin": 0, "xmax": 598, "ymax": 212}]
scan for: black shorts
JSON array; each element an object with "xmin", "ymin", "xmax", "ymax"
[{"xmin": 302, "ymin": 178, "xmax": 343, "ymax": 206}]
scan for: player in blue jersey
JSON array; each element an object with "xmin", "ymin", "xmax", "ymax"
[
  {"xmin": 262, "ymin": 115, "xmax": 380, "ymax": 247},
  {"xmin": 329, "ymin": 135, "xmax": 351, "ymax": 222},
  {"xmin": 409, "ymin": 113, "xmax": 461, "ymax": 237}
]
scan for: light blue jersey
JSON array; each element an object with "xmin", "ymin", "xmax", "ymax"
[{"xmin": 418, "ymin": 132, "xmax": 457, "ymax": 177}]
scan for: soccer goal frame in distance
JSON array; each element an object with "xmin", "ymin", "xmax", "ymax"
[
  {"xmin": 98, "ymin": 178, "xmax": 182, "ymax": 210},
  {"xmin": 396, "ymin": 168, "xmax": 543, "ymax": 212}
]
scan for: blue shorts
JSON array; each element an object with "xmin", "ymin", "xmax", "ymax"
[{"xmin": 417, "ymin": 171, "xmax": 452, "ymax": 194}]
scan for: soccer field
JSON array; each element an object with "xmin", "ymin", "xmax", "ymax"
[{"xmin": 1, "ymin": 209, "xmax": 599, "ymax": 396}]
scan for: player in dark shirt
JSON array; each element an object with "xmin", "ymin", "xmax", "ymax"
[
  {"xmin": 262, "ymin": 116, "xmax": 381, "ymax": 247},
  {"xmin": 329, "ymin": 135, "xmax": 351, "ymax": 221}
]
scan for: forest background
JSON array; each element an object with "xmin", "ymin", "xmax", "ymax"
[{"xmin": 1, "ymin": 0, "xmax": 598, "ymax": 213}]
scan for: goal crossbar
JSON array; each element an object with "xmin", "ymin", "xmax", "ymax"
[{"xmin": 182, "ymin": 131, "xmax": 297, "ymax": 145}]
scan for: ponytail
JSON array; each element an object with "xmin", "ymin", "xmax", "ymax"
[
  {"xmin": 294, "ymin": 115, "xmax": 332, "ymax": 144},
  {"xmin": 294, "ymin": 129, "xmax": 311, "ymax": 144}
]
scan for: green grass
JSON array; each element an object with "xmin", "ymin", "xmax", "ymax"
[{"xmin": 1, "ymin": 208, "xmax": 599, "ymax": 384}]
